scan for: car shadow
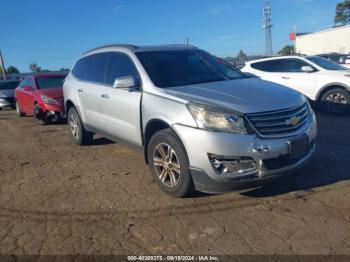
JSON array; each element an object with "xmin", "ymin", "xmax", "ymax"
[
  {"xmin": 92, "ymin": 137, "xmax": 115, "ymax": 146},
  {"xmin": 241, "ymin": 109, "xmax": 350, "ymax": 198}
]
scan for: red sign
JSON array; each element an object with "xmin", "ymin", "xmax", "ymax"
[{"xmin": 289, "ymin": 32, "xmax": 296, "ymax": 41}]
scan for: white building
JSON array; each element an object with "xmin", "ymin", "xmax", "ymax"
[{"xmin": 296, "ymin": 24, "xmax": 350, "ymax": 55}]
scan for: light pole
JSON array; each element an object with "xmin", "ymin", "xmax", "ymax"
[{"xmin": 0, "ymin": 50, "xmax": 7, "ymax": 81}]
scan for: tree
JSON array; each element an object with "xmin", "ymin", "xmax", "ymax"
[
  {"xmin": 6, "ymin": 66, "xmax": 20, "ymax": 74},
  {"xmin": 59, "ymin": 67, "xmax": 70, "ymax": 72},
  {"xmin": 237, "ymin": 50, "xmax": 248, "ymax": 61},
  {"xmin": 278, "ymin": 45, "xmax": 294, "ymax": 55},
  {"xmin": 334, "ymin": 0, "xmax": 350, "ymax": 27},
  {"xmin": 29, "ymin": 63, "xmax": 42, "ymax": 73}
]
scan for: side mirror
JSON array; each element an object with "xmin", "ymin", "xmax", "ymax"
[
  {"xmin": 113, "ymin": 76, "xmax": 139, "ymax": 89},
  {"xmin": 301, "ymin": 66, "xmax": 314, "ymax": 73},
  {"xmin": 23, "ymin": 86, "xmax": 33, "ymax": 91}
]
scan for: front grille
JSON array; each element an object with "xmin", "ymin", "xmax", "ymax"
[{"xmin": 246, "ymin": 103, "xmax": 310, "ymax": 137}]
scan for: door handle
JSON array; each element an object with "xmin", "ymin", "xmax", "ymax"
[
  {"xmin": 78, "ymin": 89, "xmax": 84, "ymax": 94},
  {"xmin": 282, "ymin": 76, "xmax": 290, "ymax": 80},
  {"xmin": 101, "ymin": 94, "xmax": 109, "ymax": 99}
]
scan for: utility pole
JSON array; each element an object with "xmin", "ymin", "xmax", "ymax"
[
  {"xmin": 0, "ymin": 50, "xmax": 7, "ymax": 80},
  {"xmin": 263, "ymin": 0, "xmax": 273, "ymax": 56}
]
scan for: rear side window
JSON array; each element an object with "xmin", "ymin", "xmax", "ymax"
[
  {"xmin": 0, "ymin": 81, "xmax": 20, "ymax": 90},
  {"xmin": 72, "ymin": 56, "xmax": 90, "ymax": 80},
  {"xmin": 85, "ymin": 53, "xmax": 112, "ymax": 83},
  {"xmin": 105, "ymin": 53, "xmax": 140, "ymax": 85},
  {"xmin": 251, "ymin": 59, "xmax": 285, "ymax": 72}
]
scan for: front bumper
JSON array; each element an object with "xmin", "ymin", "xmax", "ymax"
[
  {"xmin": 172, "ymin": 115, "xmax": 317, "ymax": 194},
  {"xmin": 40, "ymin": 103, "xmax": 65, "ymax": 120}
]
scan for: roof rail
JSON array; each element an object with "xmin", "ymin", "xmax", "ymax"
[{"xmin": 82, "ymin": 44, "xmax": 139, "ymax": 55}]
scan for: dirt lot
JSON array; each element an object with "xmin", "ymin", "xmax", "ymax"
[{"xmin": 0, "ymin": 108, "xmax": 350, "ymax": 256}]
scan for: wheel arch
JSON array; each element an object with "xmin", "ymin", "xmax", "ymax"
[
  {"xmin": 316, "ymin": 83, "xmax": 350, "ymax": 101},
  {"xmin": 143, "ymin": 118, "xmax": 185, "ymax": 165},
  {"xmin": 65, "ymin": 99, "xmax": 75, "ymax": 115}
]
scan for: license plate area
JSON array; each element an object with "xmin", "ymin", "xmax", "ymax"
[{"xmin": 288, "ymin": 135, "xmax": 309, "ymax": 159}]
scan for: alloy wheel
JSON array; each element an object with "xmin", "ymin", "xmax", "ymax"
[
  {"xmin": 324, "ymin": 92, "xmax": 348, "ymax": 113},
  {"xmin": 326, "ymin": 92, "xmax": 347, "ymax": 104},
  {"xmin": 152, "ymin": 143, "xmax": 181, "ymax": 188},
  {"xmin": 69, "ymin": 113, "xmax": 80, "ymax": 139}
]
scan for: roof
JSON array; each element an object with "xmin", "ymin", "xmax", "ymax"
[
  {"xmin": 296, "ymin": 24, "xmax": 350, "ymax": 39},
  {"xmin": 33, "ymin": 73, "xmax": 67, "ymax": 78},
  {"xmin": 83, "ymin": 44, "xmax": 198, "ymax": 55}
]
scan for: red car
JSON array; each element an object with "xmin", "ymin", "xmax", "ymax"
[{"xmin": 15, "ymin": 73, "xmax": 66, "ymax": 124}]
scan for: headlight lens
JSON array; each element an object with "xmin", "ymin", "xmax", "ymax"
[
  {"xmin": 186, "ymin": 103, "xmax": 247, "ymax": 134},
  {"xmin": 41, "ymin": 95, "xmax": 58, "ymax": 104}
]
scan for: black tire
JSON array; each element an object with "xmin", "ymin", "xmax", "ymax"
[
  {"xmin": 320, "ymin": 88, "xmax": 350, "ymax": 115},
  {"xmin": 15, "ymin": 101, "xmax": 25, "ymax": 117},
  {"xmin": 67, "ymin": 107, "xmax": 93, "ymax": 145},
  {"xmin": 147, "ymin": 128, "xmax": 195, "ymax": 198},
  {"xmin": 33, "ymin": 104, "xmax": 49, "ymax": 125}
]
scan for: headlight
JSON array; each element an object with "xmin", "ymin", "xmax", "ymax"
[
  {"xmin": 41, "ymin": 95, "xmax": 58, "ymax": 104},
  {"xmin": 0, "ymin": 92, "xmax": 6, "ymax": 98},
  {"xmin": 186, "ymin": 103, "xmax": 248, "ymax": 134}
]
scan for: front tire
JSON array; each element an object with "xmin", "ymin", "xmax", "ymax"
[
  {"xmin": 33, "ymin": 104, "xmax": 49, "ymax": 125},
  {"xmin": 15, "ymin": 101, "xmax": 25, "ymax": 117},
  {"xmin": 147, "ymin": 128, "xmax": 194, "ymax": 198},
  {"xmin": 68, "ymin": 107, "xmax": 93, "ymax": 145},
  {"xmin": 320, "ymin": 88, "xmax": 350, "ymax": 115}
]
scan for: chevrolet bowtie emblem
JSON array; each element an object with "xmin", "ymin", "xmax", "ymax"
[{"xmin": 286, "ymin": 116, "xmax": 300, "ymax": 127}]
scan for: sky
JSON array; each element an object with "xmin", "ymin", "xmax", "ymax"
[{"xmin": 0, "ymin": 0, "xmax": 340, "ymax": 72}]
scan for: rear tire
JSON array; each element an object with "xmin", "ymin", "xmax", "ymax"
[
  {"xmin": 15, "ymin": 101, "xmax": 25, "ymax": 117},
  {"xmin": 68, "ymin": 107, "xmax": 93, "ymax": 145},
  {"xmin": 320, "ymin": 88, "xmax": 350, "ymax": 115},
  {"xmin": 147, "ymin": 128, "xmax": 195, "ymax": 198}
]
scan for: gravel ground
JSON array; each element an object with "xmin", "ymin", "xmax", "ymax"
[{"xmin": 0, "ymin": 108, "xmax": 350, "ymax": 256}]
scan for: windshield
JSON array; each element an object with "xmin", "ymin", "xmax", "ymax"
[
  {"xmin": 136, "ymin": 50, "xmax": 246, "ymax": 88},
  {"xmin": 307, "ymin": 56, "xmax": 347, "ymax": 71},
  {"xmin": 36, "ymin": 76, "xmax": 65, "ymax": 89}
]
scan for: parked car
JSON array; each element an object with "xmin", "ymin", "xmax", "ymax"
[
  {"xmin": 242, "ymin": 55, "xmax": 350, "ymax": 114},
  {"xmin": 0, "ymin": 80, "xmax": 20, "ymax": 109},
  {"xmin": 64, "ymin": 45, "xmax": 317, "ymax": 197},
  {"xmin": 344, "ymin": 56, "xmax": 350, "ymax": 69},
  {"xmin": 346, "ymin": 56, "xmax": 350, "ymax": 64},
  {"xmin": 15, "ymin": 73, "xmax": 66, "ymax": 124}
]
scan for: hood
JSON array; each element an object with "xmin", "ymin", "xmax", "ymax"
[
  {"xmin": 37, "ymin": 87, "xmax": 63, "ymax": 100},
  {"xmin": 164, "ymin": 78, "xmax": 305, "ymax": 114}
]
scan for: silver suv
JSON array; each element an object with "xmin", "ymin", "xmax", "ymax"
[{"xmin": 64, "ymin": 45, "xmax": 317, "ymax": 197}]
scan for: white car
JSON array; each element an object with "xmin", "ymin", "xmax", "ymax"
[
  {"xmin": 344, "ymin": 56, "xmax": 350, "ymax": 69},
  {"xmin": 242, "ymin": 56, "xmax": 350, "ymax": 114}
]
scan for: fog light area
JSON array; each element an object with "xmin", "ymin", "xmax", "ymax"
[{"xmin": 207, "ymin": 153, "xmax": 258, "ymax": 176}]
